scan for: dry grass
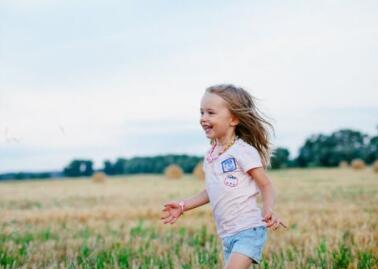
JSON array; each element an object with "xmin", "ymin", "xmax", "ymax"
[
  {"xmin": 339, "ymin": 160, "xmax": 349, "ymax": 168},
  {"xmin": 193, "ymin": 161, "xmax": 205, "ymax": 180},
  {"xmin": 164, "ymin": 164, "xmax": 183, "ymax": 179},
  {"xmin": 0, "ymin": 169, "xmax": 377, "ymax": 268},
  {"xmin": 91, "ymin": 172, "xmax": 106, "ymax": 183},
  {"xmin": 351, "ymin": 159, "xmax": 366, "ymax": 170},
  {"xmin": 373, "ymin": 160, "xmax": 378, "ymax": 173}
]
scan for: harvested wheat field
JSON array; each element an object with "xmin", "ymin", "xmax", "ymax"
[{"xmin": 0, "ymin": 168, "xmax": 377, "ymax": 268}]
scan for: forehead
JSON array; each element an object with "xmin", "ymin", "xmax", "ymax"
[{"xmin": 200, "ymin": 92, "xmax": 228, "ymax": 109}]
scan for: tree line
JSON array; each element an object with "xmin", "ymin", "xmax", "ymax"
[
  {"xmin": 270, "ymin": 129, "xmax": 377, "ymax": 169},
  {"xmin": 0, "ymin": 128, "xmax": 377, "ymax": 180},
  {"xmin": 63, "ymin": 155, "xmax": 202, "ymax": 177}
]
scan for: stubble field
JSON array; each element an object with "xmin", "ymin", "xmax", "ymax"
[{"xmin": 0, "ymin": 168, "xmax": 377, "ymax": 268}]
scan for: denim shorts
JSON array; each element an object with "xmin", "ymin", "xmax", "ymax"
[{"xmin": 222, "ymin": 226, "xmax": 268, "ymax": 264}]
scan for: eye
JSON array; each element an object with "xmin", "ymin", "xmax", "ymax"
[
  {"xmin": 200, "ymin": 110, "xmax": 204, "ymax": 115},
  {"xmin": 208, "ymin": 111, "xmax": 215, "ymax": 115}
]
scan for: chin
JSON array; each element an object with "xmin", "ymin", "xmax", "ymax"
[{"xmin": 205, "ymin": 133, "xmax": 214, "ymax": 139}]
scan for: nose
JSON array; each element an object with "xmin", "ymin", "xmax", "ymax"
[{"xmin": 200, "ymin": 113, "xmax": 207, "ymax": 124}]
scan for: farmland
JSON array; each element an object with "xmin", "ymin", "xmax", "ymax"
[{"xmin": 0, "ymin": 168, "xmax": 377, "ymax": 268}]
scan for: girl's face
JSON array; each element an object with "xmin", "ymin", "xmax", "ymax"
[{"xmin": 200, "ymin": 92, "xmax": 239, "ymax": 141}]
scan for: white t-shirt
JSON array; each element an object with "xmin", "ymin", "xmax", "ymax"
[{"xmin": 203, "ymin": 138, "xmax": 266, "ymax": 238}]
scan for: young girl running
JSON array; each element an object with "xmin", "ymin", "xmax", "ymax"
[{"xmin": 161, "ymin": 84, "xmax": 287, "ymax": 269}]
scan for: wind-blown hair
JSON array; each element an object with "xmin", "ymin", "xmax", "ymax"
[{"xmin": 206, "ymin": 84, "xmax": 274, "ymax": 168}]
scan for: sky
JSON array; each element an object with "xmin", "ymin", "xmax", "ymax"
[{"xmin": 0, "ymin": 0, "xmax": 377, "ymax": 173}]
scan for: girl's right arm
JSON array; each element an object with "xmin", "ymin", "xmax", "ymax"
[{"xmin": 161, "ymin": 189, "xmax": 209, "ymax": 224}]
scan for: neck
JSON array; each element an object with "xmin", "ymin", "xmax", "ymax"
[{"xmin": 216, "ymin": 133, "xmax": 237, "ymax": 147}]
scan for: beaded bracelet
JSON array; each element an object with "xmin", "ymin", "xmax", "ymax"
[{"xmin": 178, "ymin": 201, "xmax": 185, "ymax": 215}]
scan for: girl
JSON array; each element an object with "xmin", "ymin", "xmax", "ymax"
[{"xmin": 161, "ymin": 84, "xmax": 286, "ymax": 269}]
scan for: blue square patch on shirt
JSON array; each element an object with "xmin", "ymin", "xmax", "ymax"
[{"xmin": 221, "ymin": 157, "xmax": 237, "ymax": 173}]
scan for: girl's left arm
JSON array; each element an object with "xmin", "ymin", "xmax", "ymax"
[{"xmin": 248, "ymin": 167, "xmax": 287, "ymax": 230}]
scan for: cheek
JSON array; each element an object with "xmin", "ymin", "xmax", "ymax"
[
  {"xmin": 213, "ymin": 121, "xmax": 228, "ymax": 131},
  {"xmin": 211, "ymin": 118, "xmax": 222, "ymax": 126},
  {"xmin": 219, "ymin": 114, "xmax": 233, "ymax": 125}
]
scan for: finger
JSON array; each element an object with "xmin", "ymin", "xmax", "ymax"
[
  {"xmin": 164, "ymin": 215, "xmax": 174, "ymax": 224},
  {"xmin": 266, "ymin": 217, "xmax": 275, "ymax": 225},
  {"xmin": 279, "ymin": 221, "xmax": 288, "ymax": 229},
  {"xmin": 267, "ymin": 218, "xmax": 277, "ymax": 229},
  {"xmin": 169, "ymin": 217, "xmax": 177, "ymax": 225},
  {"xmin": 272, "ymin": 217, "xmax": 287, "ymax": 229},
  {"xmin": 164, "ymin": 205, "xmax": 178, "ymax": 211},
  {"xmin": 168, "ymin": 216, "xmax": 178, "ymax": 224},
  {"xmin": 265, "ymin": 220, "xmax": 275, "ymax": 228},
  {"xmin": 273, "ymin": 221, "xmax": 280, "ymax": 230},
  {"xmin": 160, "ymin": 213, "xmax": 170, "ymax": 220},
  {"xmin": 263, "ymin": 214, "xmax": 272, "ymax": 222},
  {"xmin": 164, "ymin": 202, "xmax": 178, "ymax": 207},
  {"xmin": 163, "ymin": 215, "xmax": 175, "ymax": 224}
]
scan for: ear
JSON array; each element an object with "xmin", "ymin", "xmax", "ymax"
[{"xmin": 230, "ymin": 114, "xmax": 239, "ymax": 127}]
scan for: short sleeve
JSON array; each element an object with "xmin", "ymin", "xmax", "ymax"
[{"xmin": 237, "ymin": 144, "xmax": 263, "ymax": 172}]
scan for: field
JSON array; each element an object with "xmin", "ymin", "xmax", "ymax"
[{"xmin": 0, "ymin": 168, "xmax": 377, "ymax": 269}]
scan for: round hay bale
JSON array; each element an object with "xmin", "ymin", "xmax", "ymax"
[
  {"xmin": 373, "ymin": 160, "xmax": 378, "ymax": 173},
  {"xmin": 92, "ymin": 171, "xmax": 106, "ymax": 183},
  {"xmin": 351, "ymin": 159, "xmax": 366, "ymax": 170},
  {"xmin": 338, "ymin": 160, "xmax": 349, "ymax": 168},
  {"xmin": 164, "ymin": 164, "xmax": 183, "ymax": 179},
  {"xmin": 193, "ymin": 161, "xmax": 205, "ymax": 180}
]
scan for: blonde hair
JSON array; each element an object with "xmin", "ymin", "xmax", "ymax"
[{"xmin": 206, "ymin": 84, "xmax": 273, "ymax": 168}]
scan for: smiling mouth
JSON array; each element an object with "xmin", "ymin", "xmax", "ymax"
[{"xmin": 202, "ymin": 125, "xmax": 213, "ymax": 134}]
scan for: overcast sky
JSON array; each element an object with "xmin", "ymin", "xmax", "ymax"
[{"xmin": 1, "ymin": 0, "xmax": 377, "ymax": 173}]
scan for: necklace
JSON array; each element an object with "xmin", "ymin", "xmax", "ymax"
[{"xmin": 206, "ymin": 136, "xmax": 238, "ymax": 163}]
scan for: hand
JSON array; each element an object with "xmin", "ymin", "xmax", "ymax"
[
  {"xmin": 161, "ymin": 201, "xmax": 184, "ymax": 225},
  {"xmin": 262, "ymin": 209, "xmax": 287, "ymax": 231}
]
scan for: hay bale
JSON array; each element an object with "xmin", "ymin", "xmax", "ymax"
[
  {"xmin": 373, "ymin": 160, "xmax": 378, "ymax": 173},
  {"xmin": 164, "ymin": 164, "xmax": 183, "ymax": 179},
  {"xmin": 338, "ymin": 160, "xmax": 349, "ymax": 168},
  {"xmin": 92, "ymin": 172, "xmax": 106, "ymax": 183},
  {"xmin": 351, "ymin": 159, "xmax": 366, "ymax": 170},
  {"xmin": 193, "ymin": 161, "xmax": 205, "ymax": 180}
]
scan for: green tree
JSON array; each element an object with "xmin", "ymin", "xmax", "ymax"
[
  {"xmin": 296, "ymin": 129, "xmax": 368, "ymax": 167},
  {"xmin": 63, "ymin": 160, "xmax": 94, "ymax": 177},
  {"xmin": 366, "ymin": 136, "xmax": 378, "ymax": 164},
  {"xmin": 270, "ymin": 147, "xmax": 290, "ymax": 169}
]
